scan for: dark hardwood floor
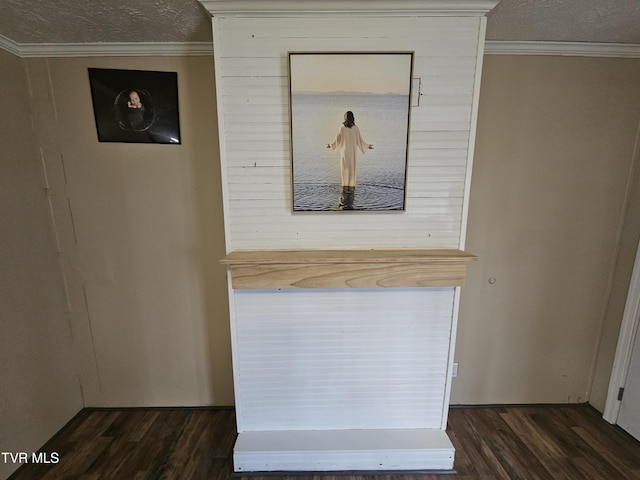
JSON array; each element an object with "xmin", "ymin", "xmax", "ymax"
[{"xmin": 7, "ymin": 405, "xmax": 640, "ymax": 480}]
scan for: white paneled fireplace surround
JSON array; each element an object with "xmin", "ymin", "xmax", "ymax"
[{"xmin": 199, "ymin": 0, "xmax": 496, "ymax": 473}]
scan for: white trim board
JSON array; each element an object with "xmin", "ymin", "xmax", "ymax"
[
  {"xmin": 0, "ymin": 39, "xmax": 214, "ymax": 58},
  {"xmin": 0, "ymin": 34, "xmax": 21, "ymax": 57},
  {"xmin": 603, "ymin": 239, "xmax": 640, "ymax": 424},
  {"xmin": 3, "ymin": 38, "xmax": 640, "ymax": 59},
  {"xmin": 200, "ymin": 0, "xmax": 499, "ymax": 16},
  {"xmin": 485, "ymin": 41, "xmax": 640, "ymax": 58}
]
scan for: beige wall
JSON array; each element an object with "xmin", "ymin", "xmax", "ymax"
[
  {"xmin": 591, "ymin": 122, "xmax": 640, "ymax": 411},
  {"xmin": 5, "ymin": 49, "xmax": 640, "ymax": 426},
  {"xmin": 453, "ymin": 55, "xmax": 640, "ymax": 405},
  {"xmin": 0, "ymin": 50, "xmax": 83, "ymax": 479},
  {"xmin": 24, "ymin": 55, "xmax": 233, "ymax": 407}
]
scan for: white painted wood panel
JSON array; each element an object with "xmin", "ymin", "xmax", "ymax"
[
  {"xmin": 233, "ymin": 429, "xmax": 454, "ymax": 472},
  {"xmin": 233, "ymin": 289, "xmax": 455, "ymax": 431},
  {"xmin": 213, "ymin": 15, "xmax": 480, "ymax": 251}
]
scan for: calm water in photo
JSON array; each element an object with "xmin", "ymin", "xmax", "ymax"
[{"xmin": 291, "ymin": 93, "xmax": 409, "ymax": 211}]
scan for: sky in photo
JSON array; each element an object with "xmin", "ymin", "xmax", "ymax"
[{"xmin": 290, "ymin": 53, "xmax": 413, "ymax": 95}]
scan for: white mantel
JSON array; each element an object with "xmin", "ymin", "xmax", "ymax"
[{"xmin": 201, "ymin": 0, "xmax": 496, "ymax": 472}]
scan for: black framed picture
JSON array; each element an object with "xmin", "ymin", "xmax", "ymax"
[
  {"xmin": 289, "ymin": 52, "xmax": 414, "ymax": 212},
  {"xmin": 88, "ymin": 68, "xmax": 181, "ymax": 144}
]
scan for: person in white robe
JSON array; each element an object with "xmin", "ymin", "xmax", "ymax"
[{"xmin": 326, "ymin": 111, "xmax": 373, "ymax": 188}]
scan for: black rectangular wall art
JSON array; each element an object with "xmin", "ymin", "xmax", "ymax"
[{"xmin": 88, "ymin": 68, "xmax": 181, "ymax": 144}]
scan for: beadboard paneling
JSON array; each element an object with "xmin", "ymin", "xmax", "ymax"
[
  {"xmin": 211, "ymin": 12, "xmax": 486, "ymax": 465},
  {"xmin": 232, "ymin": 289, "xmax": 456, "ymax": 431},
  {"xmin": 213, "ymin": 15, "xmax": 481, "ymax": 251}
]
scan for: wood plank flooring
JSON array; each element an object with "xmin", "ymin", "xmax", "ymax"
[{"xmin": 7, "ymin": 405, "xmax": 640, "ymax": 480}]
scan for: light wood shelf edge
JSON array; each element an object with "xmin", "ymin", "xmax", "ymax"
[{"xmin": 221, "ymin": 249, "xmax": 477, "ymax": 289}]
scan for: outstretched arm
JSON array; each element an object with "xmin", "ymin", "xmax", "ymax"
[
  {"xmin": 354, "ymin": 126, "xmax": 373, "ymax": 153},
  {"xmin": 327, "ymin": 128, "xmax": 342, "ymax": 150}
]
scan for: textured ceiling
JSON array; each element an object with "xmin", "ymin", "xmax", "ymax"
[
  {"xmin": 0, "ymin": 0, "xmax": 213, "ymax": 44},
  {"xmin": 0, "ymin": 0, "xmax": 639, "ymax": 45},
  {"xmin": 486, "ymin": 0, "xmax": 640, "ymax": 44}
]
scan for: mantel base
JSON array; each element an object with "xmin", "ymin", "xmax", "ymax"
[{"xmin": 233, "ymin": 428, "xmax": 455, "ymax": 472}]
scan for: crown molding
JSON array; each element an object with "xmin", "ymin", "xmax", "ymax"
[
  {"xmin": 0, "ymin": 40, "xmax": 213, "ymax": 58},
  {"xmin": 485, "ymin": 41, "xmax": 640, "ymax": 58},
  {"xmin": 3, "ymin": 38, "xmax": 640, "ymax": 60},
  {"xmin": 0, "ymin": 34, "xmax": 22, "ymax": 57},
  {"xmin": 198, "ymin": 0, "xmax": 500, "ymax": 16}
]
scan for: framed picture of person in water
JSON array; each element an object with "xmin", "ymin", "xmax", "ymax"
[
  {"xmin": 88, "ymin": 68, "xmax": 181, "ymax": 144},
  {"xmin": 288, "ymin": 52, "xmax": 413, "ymax": 212}
]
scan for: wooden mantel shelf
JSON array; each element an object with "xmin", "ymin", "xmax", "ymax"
[{"xmin": 221, "ymin": 249, "xmax": 477, "ymax": 289}]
